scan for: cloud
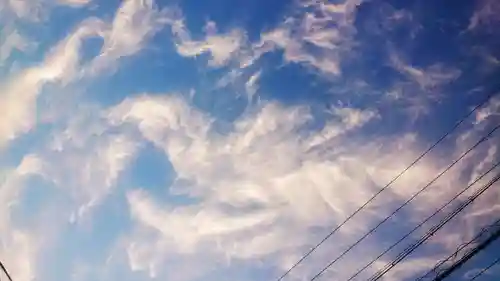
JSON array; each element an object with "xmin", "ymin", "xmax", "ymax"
[
  {"xmin": 0, "ymin": 156, "xmax": 44, "ymax": 281},
  {"xmin": 0, "ymin": 0, "xmax": 44, "ymax": 21},
  {"xmin": 166, "ymin": 0, "xmax": 364, "ymax": 74},
  {"xmin": 389, "ymin": 53, "xmax": 461, "ymax": 91},
  {"xmin": 103, "ymin": 93, "xmax": 500, "ymax": 281},
  {"xmin": 384, "ymin": 51, "xmax": 462, "ymax": 121},
  {"xmin": 468, "ymin": 0, "xmax": 500, "ymax": 32},
  {"xmin": 171, "ymin": 20, "xmax": 246, "ymax": 67},
  {"xmin": 0, "ymin": 18, "xmax": 103, "ymax": 148},
  {"xmin": 248, "ymin": 0, "xmax": 364, "ymax": 76},
  {"xmin": 475, "ymin": 96, "xmax": 500, "ymax": 124},
  {"xmin": 85, "ymin": 0, "xmax": 169, "ymax": 75},
  {"xmin": 57, "ymin": 0, "xmax": 92, "ymax": 7},
  {"xmin": 244, "ymin": 70, "xmax": 261, "ymax": 102},
  {"xmin": 0, "ymin": 0, "xmax": 91, "ymax": 23},
  {"xmin": 0, "ymin": 27, "xmax": 34, "ymax": 64},
  {"xmin": 0, "ymin": 2, "xmax": 498, "ymax": 281},
  {"xmin": 43, "ymin": 107, "xmax": 139, "ymax": 222},
  {"xmin": 0, "ymin": 0, "xmax": 168, "ymax": 148},
  {"xmin": 0, "ymin": 107, "xmax": 137, "ymax": 281}
]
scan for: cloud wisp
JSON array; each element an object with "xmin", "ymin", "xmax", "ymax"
[
  {"xmin": 105, "ymin": 94, "xmax": 500, "ymax": 281},
  {"xmin": 0, "ymin": 1, "xmax": 499, "ymax": 281}
]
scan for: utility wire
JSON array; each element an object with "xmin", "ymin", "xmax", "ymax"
[
  {"xmin": 308, "ymin": 123, "xmax": 500, "ymax": 281},
  {"xmin": 275, "ymin": 90, "xmax": 500, "ymax": 281},
  {"xmin": 0, "ymin": 260, "xmax": 13, "ymax": 281},
  {"xmin": 344, "ymin": 159, "xmax": 500, "ymax": 281},
  {"xmin": 468, "ymin": 256, "xmax": 500, "ymax": 281},
  {"xmin": 431, "ymin": 222, "xmax": 500, "ymax": 281},
  {"xmin": 416, "ymin": 218, "xmax": 500, "ymax": 281},
  {"xmin": 365, "ymin": 171, "xmax": 500, "ymax": 281}
]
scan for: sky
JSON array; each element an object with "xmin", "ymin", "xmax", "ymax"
[{"xmin": 1, "ymin": 1, "xmax": 500, "ymax": 281}]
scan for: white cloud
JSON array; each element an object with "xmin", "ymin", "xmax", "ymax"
[
  {"xmin": 475, "ymin": 96, "xmax": 500, "ymax": 124},
  {"xmin": 103, "ymin": 94, "xmax": 500, "ymax": 281},
  {"xmin": 85, "ymin": 0, "xmax": 168, "ymax": 75},
  {"xmin": 0, "ymin": 0, "xmax": 168, "ymax": 148},
  {"xmin": 0, "ymin": 2, "xmax": 498, "ymax": 281},
  {"xmin": 57, "ymin": 0, "xmax": 91, "ymax": 7},
  {"xmin": 0, "ymin": 18, "xmax": 103, "ymax": 148},
  {"xmin": 44, "ymin": 111, "xmax": 139, "ymax": 221},
  {"xmin": 249, "ymin": 0, "xmax": 364, "ymax": 76},
  {"xmin": 166, "ymin": 0, "xmax": 363, "ymax": 73},
  {"xmin": 385, "ymin": 52, "xmax": 462, "ymax": 121},
  {"xmin": 0, "ymin": 0, "xmax": 43, "ymax": 21},
  {"xmin": 245, "ymin": 70, "xmax": 261, "ymax": 102},
  {"xmin": 0, "ymin": 156, "xmax": 44, "ymax": 281},
  {"xmin": 0, "ymin": 0, "xmax": 91, "ymax": 22},
  {"xmin": 468, "ymin": 0, "xmax": 500, "ymax": 31},
  {"xmin": 172, "ymin": 20, "xmax": 246, "ymax": 67},
  {"xmin": 390, "ymin": 53, "xmax": 461, "ymax": 91},
  {"xmin": 0, "ymin": 27, "xmax": 34, "ymax": 64}
]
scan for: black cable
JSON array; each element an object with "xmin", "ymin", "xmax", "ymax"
[
  {"xmin": 432, "ymin": 224, "xmax": 500, "ymax": 281},
  {"xmin": 275, "ymin": 90, "xmax": 499, "ymax": 281},
  {"xmin": 344, "ymin": 159, "xmax": 500, "ymax": 281},
  {"xmin": 416, "ymin": 218, "xmax": 500, "ymax": 281},
  {"xmin": 468, "ymin": 256, "xmax": 500, "ymax": 281},
  {"xmin": 308, "ymin": 123, "xmax": 500, "ymax": 281},
  {"xmin": 366, "ymin": 172, "xmax": 500, "ymax": 281},
  {"xmin": 0, "ymin": 260, "xmax": 13, "ymax": 281}
]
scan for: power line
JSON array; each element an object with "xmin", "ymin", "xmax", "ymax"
[
  {"xmin": 275, "ymin": 90, "xmax": 499, "ymax": 281},
  {"xmin": 307, "ymin": 123, "xmax": 500, "ymax": 281},
  {"xmin": 344, "ymin": 159, "xmax": 500, "ymax": 281},
  {"xmin": 416, "ymin": 218, "xmax": 500, "ymax": 281},
  {"xmin": 468, "ymin": 256, "xmax": 500, "ymax": 281},
  {"xmin": 365, "ymin": 171, "xmax": 500, "ymax": 281},
  {"xmin": 431, "ymin": 221, "xmax": 500, "ymax": 281},
  {"xmin": 0, "ymin": 260, "xmax": 13, "ymax": 281}
]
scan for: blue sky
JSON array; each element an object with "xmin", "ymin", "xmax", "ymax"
[{"xmin": 1, "ymin": 1, "xmax": 500, "ymax": 281}]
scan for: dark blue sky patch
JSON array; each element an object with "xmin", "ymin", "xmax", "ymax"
[
  {"xmin": 124, "ymin": 141, "xmax": 174, "ymax": 194},
  {"xmin": 79, "ymin": 36, "xmax": 104, "ymax": 67},
  {"xmin": 83, "ymin": 30, "xmax": 201, "ymax": 107},
  {"xmin": 192, "ymin": 85, "xmax": 248, "ymax": 124},
  {"xmin": 121, "ymin": 141, "xmax": 199, "ymax": 207},
  {"xmin": 411, "ymin": 75, "xmax": 500, "ymax": 145},
  {"xmin": 175, "ymin": 0, "xmax": 292, "ymax": 41},
  {"xmin": 257, "ymin": 54, "xmax": 334, "ymax": 106},
  {"xmin": 382, "ymin": 0, "xmax": 475, "ymax": 67}
]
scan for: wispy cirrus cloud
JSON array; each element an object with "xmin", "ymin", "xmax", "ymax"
[
  {"xmin": 0, "ymin": 18, "xmax": 103, "ymax": 148},
  {"xmin": 0, "ymin": 156, "xmax": 45, "ymax": 281},
  {"xmin": 0, "ymin": 26, "xmax": 34, "ymax": 64},
  {"xmin": 389, "ymin": 53, "xmax": 461, "ymax": 91},
  {"xmin": 46, "ymin": 122, "xmax": 139, "ymax": 222},
  {"xmin": 0, "ymin": 0, "xmax": 168, "ymax": 148},
  {"xmin": 245, "ymin": 70, "xmax": 261, "ymax": 102},
  {"xmin": 0, "ymin": 0, "xmax": 43, "ymax": 21},
  {"xmin": 249, "ymin": 0, "xmax": 364, "ymax": 76},
  {"xmin": 170, "ymin": 19, "xmax": 246, "ymax": 68},
  {"xmin": 101, "ymin": 93, "xmax": 499, "ymax": 281},
  {"xmin": 383, "ymin": 51, "xmax": 462, "ymax": 121},
  {"xmin": 57, "ymin": 0, "xmax": 92, "ymax": 7},
  {"xmin": 167, "ymin": 0, "xmax": 364, "ymax": 74},
  {"xmin": 0, "ymin": 0, "xmax": 90, "ymax": 22},
  {"xmin": 468, "ymin": 0, "xmax": 500, "ymax": 32},
  {"xmin": 85, "ymin": 0, "xmax": 168, "ymax": 76},
  {"xmin": 1, "ymin": 2, "xmax": 499, "ymax": 281}
]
